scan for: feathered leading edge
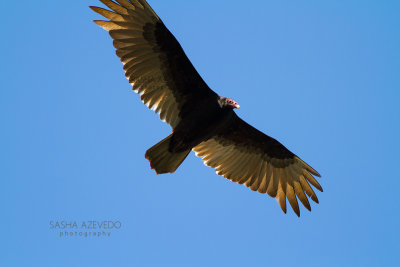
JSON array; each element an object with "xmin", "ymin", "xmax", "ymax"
[
  {"xmin": 90, "ymin": 0, "xmax": 183, "ymax": 129},
  {"xmin": 145, "ymin": 135, "xmax": 190, "ymax": 174},
  {"xmin": 193, "ymin": 116, "xmax": 323, "ymax": 217}
]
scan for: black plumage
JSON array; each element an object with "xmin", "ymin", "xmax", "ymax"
[{"xmin": 91, "ymin": 0, "xmax": 322, "ymax": 216}]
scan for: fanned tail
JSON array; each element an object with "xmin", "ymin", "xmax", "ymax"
[{"xmin": 145, "ymin": 135, "xmax": 190, "ymax": 174}]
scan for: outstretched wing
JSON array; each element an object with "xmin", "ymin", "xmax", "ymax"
[
  {"xmin": 91, "ymin": 0, "xmax": 217, "ymax": 128},
  {"xmin": 193, "ymin": 114, "xmax": 322, "ymax": 217}
]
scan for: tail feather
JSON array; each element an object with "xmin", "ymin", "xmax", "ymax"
[{"xmin": 145, "ymin": 134, "xmax": 190, "ymax": 174}]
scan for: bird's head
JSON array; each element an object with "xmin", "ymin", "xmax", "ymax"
[{"xmin": 219, "ymin": 97, "xmax": 240, "ymax": 110}]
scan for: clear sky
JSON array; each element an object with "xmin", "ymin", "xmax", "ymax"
[{"xmin": 2, "ymin": 0, "xmax": 400, "ymax": 266}]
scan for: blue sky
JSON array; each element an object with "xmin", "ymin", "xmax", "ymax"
[{"xmin": 1, "ymin": 0, "xmax": 400, "ymax": 266}]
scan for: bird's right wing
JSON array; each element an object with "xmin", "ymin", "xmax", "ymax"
[
  {"xmin": 193, "ymin": 114, "xmax": 322, "ymax": 217},
  {"xmin": 91, "ymin": 0, "xmax": 217, "ymax": 128}
]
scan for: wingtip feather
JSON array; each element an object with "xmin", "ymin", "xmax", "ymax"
[{"xmin": 296, "ymin": 156, "xmax": 321, "ymax": 177}]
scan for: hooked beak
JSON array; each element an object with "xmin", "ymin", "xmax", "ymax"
[{"xmin": 235, "ymin": 103, "xmax": 240, "ymax": 109}]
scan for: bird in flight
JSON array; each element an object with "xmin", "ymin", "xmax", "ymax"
[{"xmin": 91, "ymin": 0, "xmax": 322, "ymax": 216}]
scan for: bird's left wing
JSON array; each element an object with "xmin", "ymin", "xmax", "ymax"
[
  {"xmin": 193, "ymin": 114, "xmax": 322, "ymax": 216},
  {"xmin": 91, "ymin": 0, "xmax": 217, "ymax": 128}
]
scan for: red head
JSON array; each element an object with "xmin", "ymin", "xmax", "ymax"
[{"xmin": 219, "ymin": 97, "xmax": 240, "ymax": 109}]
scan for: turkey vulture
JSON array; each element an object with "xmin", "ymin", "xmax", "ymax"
[{"xmin": 91, "ymin": 0, "xmax": 322, "ymax": 216}]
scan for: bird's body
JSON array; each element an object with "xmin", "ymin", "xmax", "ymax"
[
  {"xmin": 171, "ymin": 97, "xmax": 235, "ymax": 152},
  {"xmin": 91, "ymin": 0, "xmax": 323, "ymax": 216}
]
